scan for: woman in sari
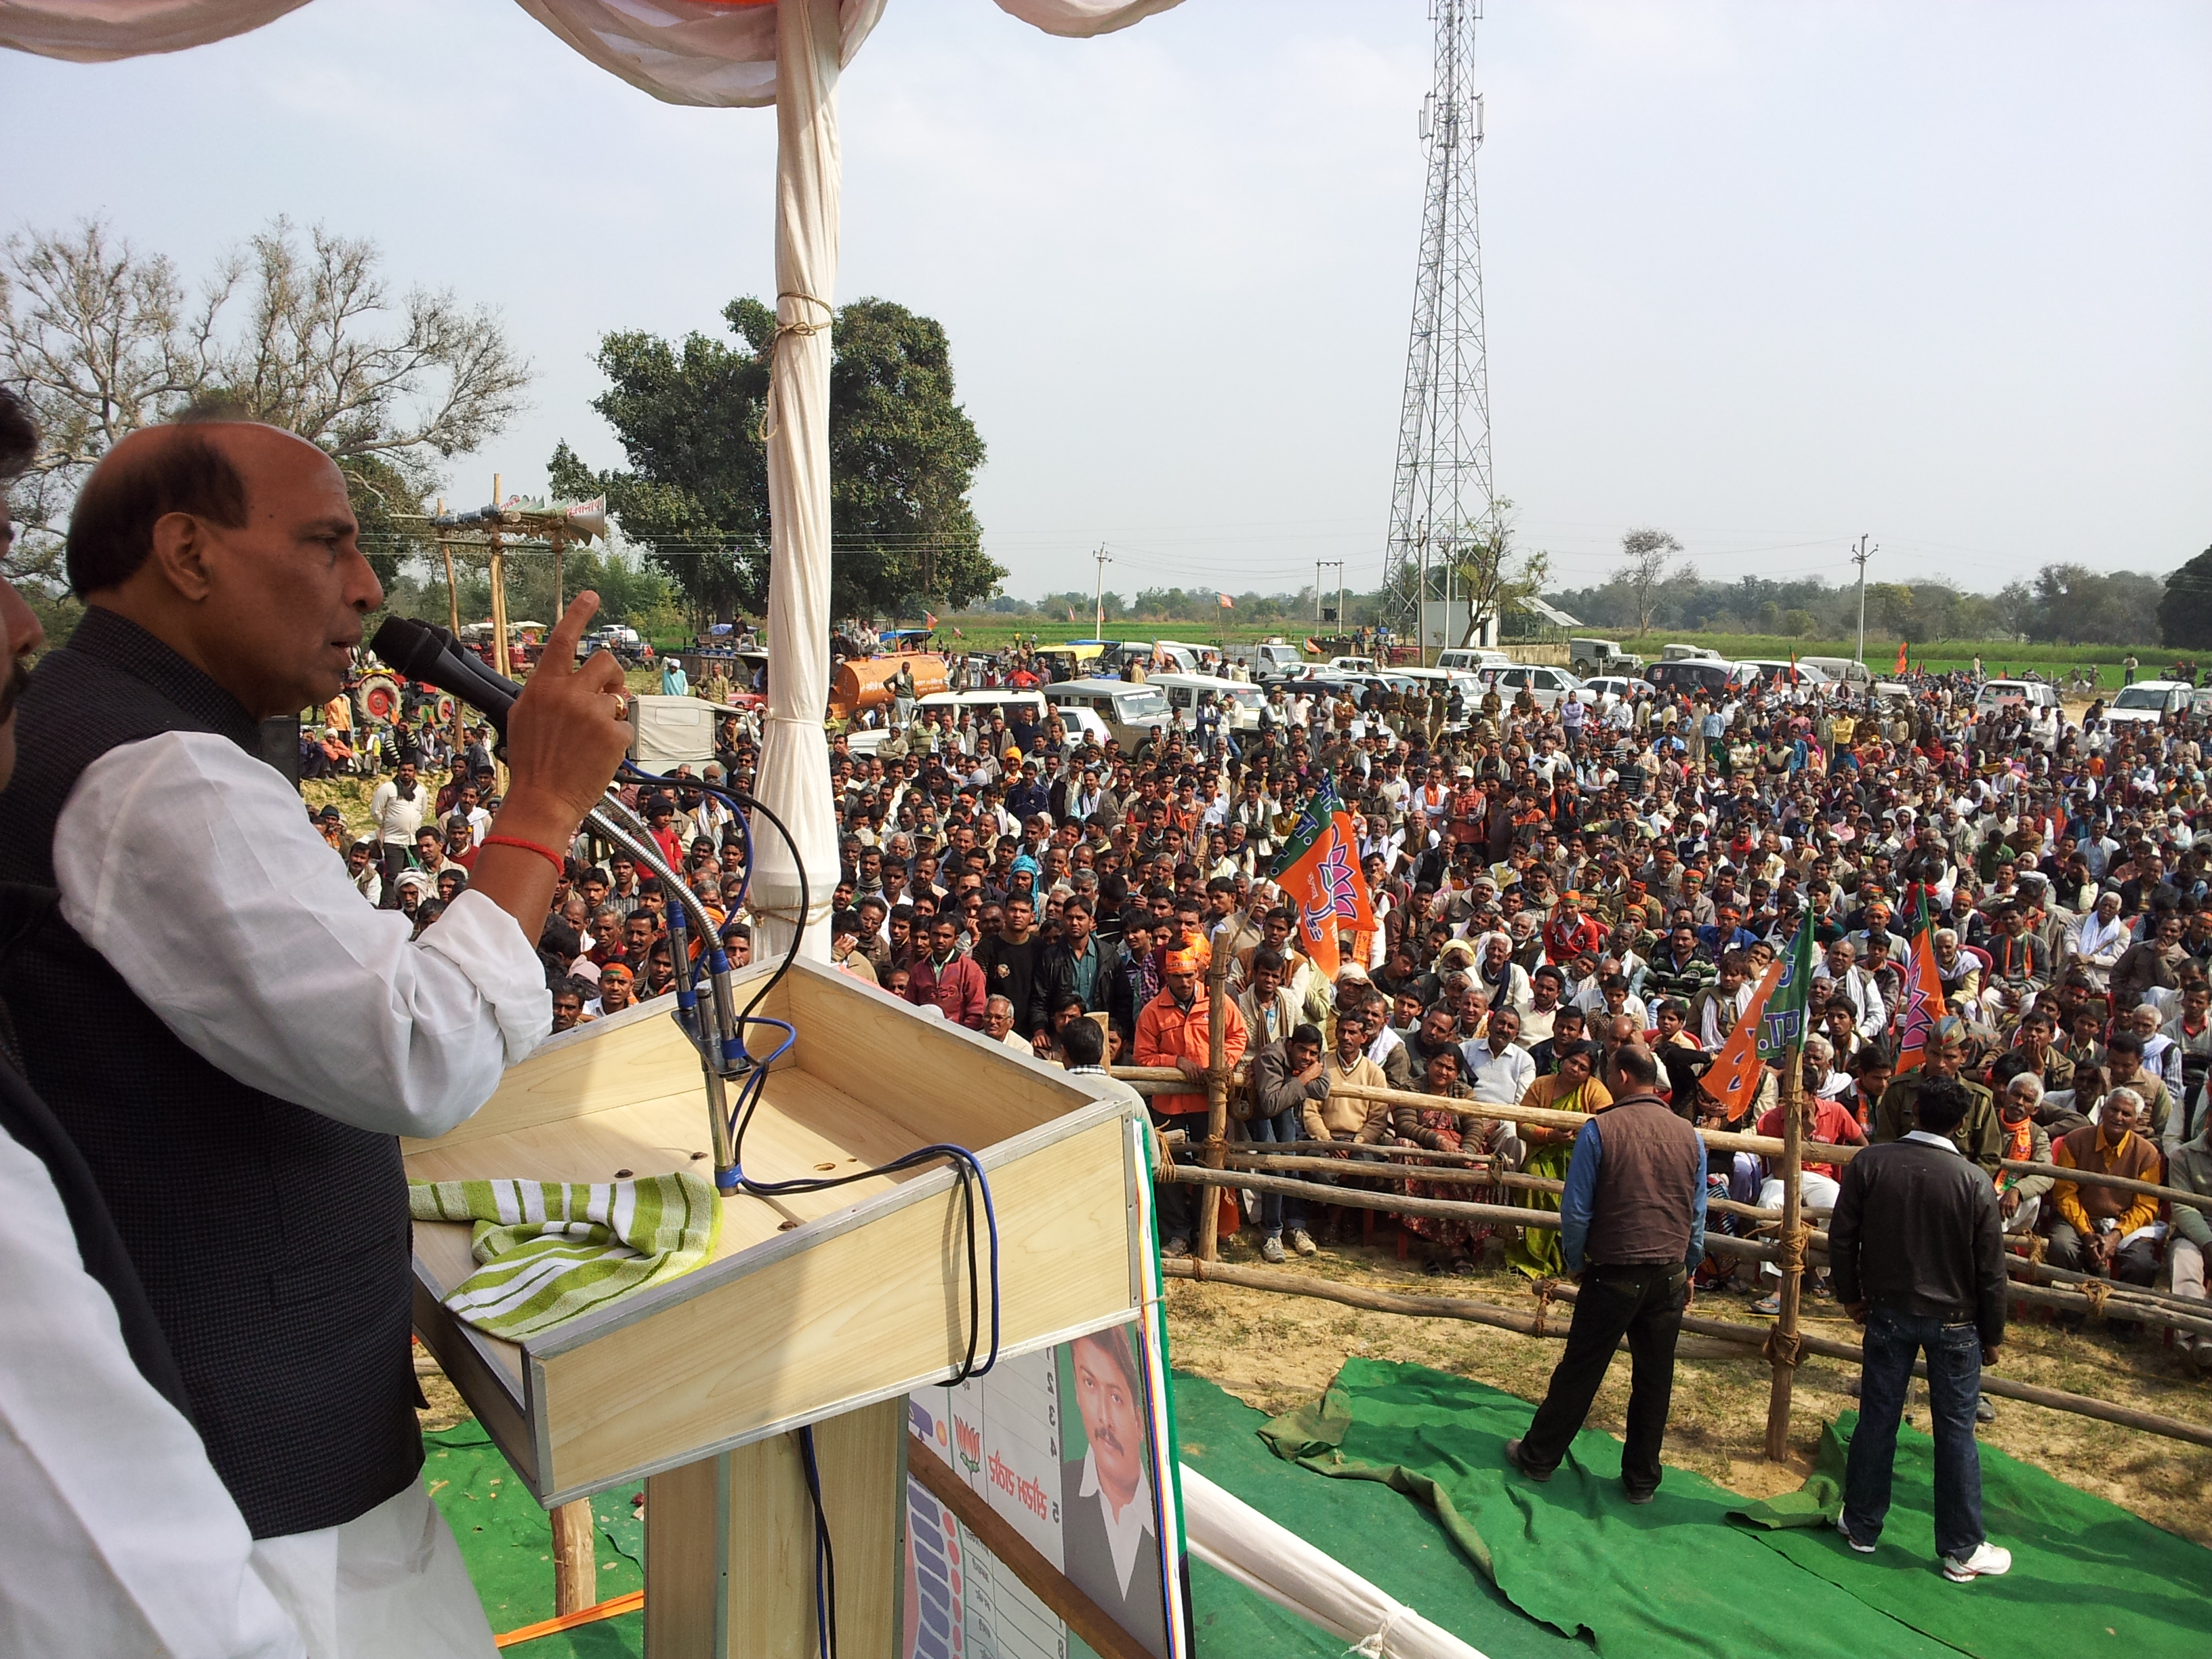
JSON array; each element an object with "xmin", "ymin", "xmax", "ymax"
[
  {"xmin": 1393, "ymin": 1045, "xmax": 1488, "ymax": 1275},
  {"xmin": 1504, "ymin": 1041, "xmax": 1612, "ymax": 1278}
]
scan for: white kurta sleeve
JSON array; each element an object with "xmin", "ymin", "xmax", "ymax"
[
  {"xmin": 0, "ymin": 1126, "xmax": 305, "ymax": 1659},
  {"xmin": 54, "ymin": 731, "xmax": 550, "ymax": 1139}
]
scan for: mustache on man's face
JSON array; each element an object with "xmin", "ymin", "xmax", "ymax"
[{"xmin": 0, "ymin": 655, "xmax": 30, "ymax": 726}]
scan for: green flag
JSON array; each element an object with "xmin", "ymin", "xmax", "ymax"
[{"xmin": 1756, "ymin": 918, "xmax": 1816, "ymax": 1060}]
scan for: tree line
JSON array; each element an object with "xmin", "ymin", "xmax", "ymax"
[{"xmin": 1555, "ymin": 526, "xmax": 2198, "ymax": 649}]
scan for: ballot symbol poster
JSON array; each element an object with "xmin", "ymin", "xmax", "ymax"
[{"xmin": 903, "ymin": 1313, "xmax": 1189, "ymax": 1659}]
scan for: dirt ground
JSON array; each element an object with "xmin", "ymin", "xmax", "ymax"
[{"xmin": 1162, "ymin": 1223, "xmax": 2212, "ymax": 1547}]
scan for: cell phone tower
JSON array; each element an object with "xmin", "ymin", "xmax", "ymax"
[{"xmin": 1384, "ymin": 0, "xmax": 1494, "ymax": 655}]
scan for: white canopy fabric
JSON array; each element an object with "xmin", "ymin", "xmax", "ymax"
[
  {"xmin": 1178, "ymin": 1463, "xmax": 1490, "ymax": 1659},
  {"xmin": 3, "ymin": 0, "xmax": 1188, "ymax": 963},
  {"xmin": 3, "ymin": 0, "xmax": 1182, "ymax": 97}
]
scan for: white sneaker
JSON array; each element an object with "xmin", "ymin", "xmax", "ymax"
[
  {"xmin": 1835, "ymin": 1515, "xmax": 1875, "ymax": 1554},
  {"xmin": 1940, "ymin": 1542, "xmax": 2012, "ymax": 1582},
  {"xmin": 1261, "ymin": 1234, "xmax": 1288, "ymax": 1264},
  {"xmin": 1289, "ymin": 1228, "xmax": 1318, "ymax": 1256}
]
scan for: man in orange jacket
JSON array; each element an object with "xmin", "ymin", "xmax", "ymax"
[{"xmin": 1134, "ymin": 934, "xmax": 1248, "ymax": 1256}]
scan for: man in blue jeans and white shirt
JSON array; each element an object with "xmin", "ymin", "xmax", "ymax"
[{"xmin": 1827, "ymin": 1074, "xmax": 2012, "ymax": 1582}]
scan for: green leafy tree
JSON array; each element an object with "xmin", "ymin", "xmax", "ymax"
[
  {"xmin": 552, "ymin": 296, "xmax": 998, "ymax": 624},
  {"xmin": 2158, "ymin": 546, "xmax": 2212, "ymax": 650}
]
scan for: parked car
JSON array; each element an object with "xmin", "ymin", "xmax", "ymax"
[
  {"xmin": 1578, "ymin": 674, "xmax": 1640, "ymax": 708},
  {"xmin": 1435, "ymin": 647, "xmax": 1512, "ymax": 674},
  {"xmin": 2102, "ymin": 680, "xmax": 2194, "ymax": 726},
  {"xmin": 1569, "ymin": 636, "xmax": 1645, "ymax": 678},
  {"xmin": 1481, "ymin": 663, "xmax": 1586, "ymax": 711},
  {"xmin": 1646, "ymin": 658, "xmax": 1751, "ymax": 697},
  {"xmin": 1974, "ymin": 679, "xmax": 2061, "ymax": 715},
  {"xmin": 1042, "ymin": 677, "xmax": 1175, "ymax": 750}
]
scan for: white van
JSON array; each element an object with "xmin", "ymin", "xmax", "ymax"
[
  {"xmin": 1391, "ymin": 665, "xmax": 1484, "ymax": 705},
  {"xmin": 1799, "ymin": 656, "xmax": 1872, "ymax": 689},
  {"xmin": 1043, "ymin": 677, "xmax": 1174, "ymax": 750},
  {"xmin": 1435, "ymin": 648, "xmax": 1511, "ymax": 674},
  {"xmin": 1114, "ymin": 641, "xmax": 1199, "ymax": 675},
  {"xmin": 1974, "ymin": 680, "xmax": 2060, "ymax": 715},
  {"xmin": 2102, "ymin": 680, "xmax": 2194, "ymax": 726},
  {"xmin": 1225, "ymin": 641, "xmax": 1305, "ymax": 678},
  {"xmin": 1148, "ymin": 672, "xmax": 1267, "ymax": 733}
]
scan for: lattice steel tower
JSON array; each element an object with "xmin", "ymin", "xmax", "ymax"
[{"xmin": 1384, "ymin": 0, "xmax": 1494, "ymax": 651}]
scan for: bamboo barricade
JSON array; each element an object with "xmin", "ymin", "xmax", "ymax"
[
  {"xmin": 1111, "ymin": 1067, "xmax": 2212, "ymax": 1213},
  {"xmin": 1160, "ymin": 1258, "xmax": 2212, "ymax": 1452},
  {"xmin": 1168, "ymin": 1163, "xmax": 2212, "ymax": 1343}
]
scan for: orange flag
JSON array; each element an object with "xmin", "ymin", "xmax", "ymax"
[
  {"xmin": 1894, "ymin": 639, "xmax": 1909, "ymax": 674},
  {"xmin": 1894, "ymin": 886, "xmax": 1948, "ymax": 1073},
  {"xmin": 1701, "ymin": 922, "xmax": 1813, "ymax": 1117},
  {"xmin": 1267, "ymin": 778, "xmax": 1376, "ymax": 981}
]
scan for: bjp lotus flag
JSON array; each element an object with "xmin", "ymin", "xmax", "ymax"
[
  {"xmin": 1702, "ymin": 920, "xmax": 1814, "ymax": 1116},
  {"xmin": 1267, "ymin": 777, "xmax": 1376, "ymax": 979},
  {"xmin": 1218, "ymin": 592, "xmax": 1235, "ymax": 609},
  {"xmin": 1895, "ymin": 639, "xmax": 1909, "ymax": 674},
  {"xmin": 1894, "ymin": 884, "xmax": 1948, "ymax": 1074}
]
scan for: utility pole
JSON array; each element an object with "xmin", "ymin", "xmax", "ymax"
[
  {"xmin": 1851, "ymin": 534, "xmax": 1873, "ymax": 663},
  {"xmin": 1319, "ymin": 561, "xmax": 1345, "ymax": 633},
  {"xmin": 1092, "ymin": 544, "xmax": 1111, "ymax": 638}
]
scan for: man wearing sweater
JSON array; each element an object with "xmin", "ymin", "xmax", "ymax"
[
  {"xmin": 1828, "ymin": 1075, "xmax": 2011, "ymax": 1583},
  {"xmin": 2046, "ymin": 1088, "xmax": 2163, "ymax": 1290},
  {"xmin": 1504, "ymin": 1045, "xmax": 1705, "ymax": 1504}
]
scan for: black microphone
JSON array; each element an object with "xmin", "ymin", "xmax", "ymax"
[{"xmin": 370, "ymin": 616, "xmax": 525, "ymax": 739}]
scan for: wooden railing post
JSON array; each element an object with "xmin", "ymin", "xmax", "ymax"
[
  {"xmin": 1194, "ymin": 942, "xmax": 1231, "ymax": 1262},
  {"xmin": 1763, "ymin": 1046, "xmax": 1805, "ymax": 1462}
]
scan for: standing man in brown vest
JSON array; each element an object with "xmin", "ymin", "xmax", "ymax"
[{"xmin": 1506, "ymin": 1044, "xmax": 1706, "ymax": 1503}]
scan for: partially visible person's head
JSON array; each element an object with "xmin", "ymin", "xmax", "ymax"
[
  {"xmin": 0, "ymin": 388, "xmax": 52, "ymax": 790},
  {"xmin": 1913, "ymin": 1075, "xmax": 1971, "ymax": 1134}
]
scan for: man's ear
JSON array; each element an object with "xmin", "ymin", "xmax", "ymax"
[{"xmin": 145, "ymin": 511, "xmax": 219, "ymax": 602}]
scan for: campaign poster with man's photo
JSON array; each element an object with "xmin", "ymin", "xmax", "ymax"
[{"xmin": 902, "ymin": 1306, "xmax": 1189, "ymax": 1659}]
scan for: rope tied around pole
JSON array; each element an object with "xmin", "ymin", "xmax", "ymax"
[
  {"xmin": 2023, "ymin": 1233, "xmax": 2048, "ymax": 1264},
  {"xmin": 1532, "ymin": 1277, "xmax": 1558, "ymax": 1339},
  {"xmin": 1776, "ymin": 1223, "xmax": 1814, "ymax": 1278},
  {"xmin": 2081, "ymin": 1278, "xmax": 2113, "ymax": 1319},
  {"xmin": 756, "ymin": 290, "xmax": 835, "ymax": 441},
  {"xmin": 1763, "ymin": 1325, "xmax": 1805, "ymax": 1368}
]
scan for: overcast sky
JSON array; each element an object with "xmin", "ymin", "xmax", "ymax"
[{"xmin": 7, "ymin": 0, "xmax": 2208, "ymax": 602}]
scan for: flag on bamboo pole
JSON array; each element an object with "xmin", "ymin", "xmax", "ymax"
[
  {"xmin": 1894, "ymin": 883, "xmax": 1948, "ymax": 1073},
  {"xmin": 1702, "ymin": 920, "xmax": 1814, "ymax": 1116},
  {"xmin": 1218, "ymin": 592, "xmax": 1235, "ymax": 609},
  {"xmin": 1266, "ymin": 777, "xmax": 1375, "ymax": 980},
  {"xmin": 1895, "ymin": 638, "xmax": 1909, "ymax": 674}
]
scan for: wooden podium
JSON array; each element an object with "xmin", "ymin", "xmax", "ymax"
[{"xmin": 405, "ymin": 958, "xmax": 1149, "ymax": 1656}]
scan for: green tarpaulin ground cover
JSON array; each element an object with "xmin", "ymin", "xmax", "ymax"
[
  {"xmin": 428, "ymin": 1366, "xmax": 2210, "ymax": 1658},
  {"xmin": 1237, "ymin": 1356, "xmax": 2210, "ymax": 1659},
  {"xmin": 1730, "ymin": 1412, "xmax": 2212, "ymax": 1659}
]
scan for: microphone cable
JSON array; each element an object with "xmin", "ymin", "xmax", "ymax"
[{"xmin": 619, "ymin": 762, "xmax": 1001, "ymax": 1388}]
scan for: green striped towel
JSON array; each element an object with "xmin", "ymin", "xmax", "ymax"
[{"xmin": 409, "ymin": 1172, "xmax": 722, "ymax": 1340}]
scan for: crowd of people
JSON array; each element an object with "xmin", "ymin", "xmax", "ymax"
[{"xmin": 335, "ymin": 636, "xmax": 2212, "ymax": 1378}]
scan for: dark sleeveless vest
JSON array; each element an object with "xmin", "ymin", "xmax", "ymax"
[{"xmin": 0, "ymin": 609, "xmax": 420, "ymax": 1538}]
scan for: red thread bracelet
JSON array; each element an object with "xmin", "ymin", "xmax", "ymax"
[{"xmin": 483, "ymin": 834, "xmax": 567, "ymax": 875}]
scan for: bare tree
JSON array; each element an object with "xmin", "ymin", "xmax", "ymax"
[
  {"xmin": 1, "ymin": 216, "xmax": 532, "ymax": 589},
  {"xmin": 1443, "ymin": 499, "xmax": 1548, "ymax": 649},
  {"xmin": 1611, "ymin": 526, "xmax": 1690, "ymax": 638}
]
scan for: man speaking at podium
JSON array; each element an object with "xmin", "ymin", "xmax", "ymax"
[{"xmin": 0, "ymin": 415, "xmax": 632, "ymax": 1656}]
